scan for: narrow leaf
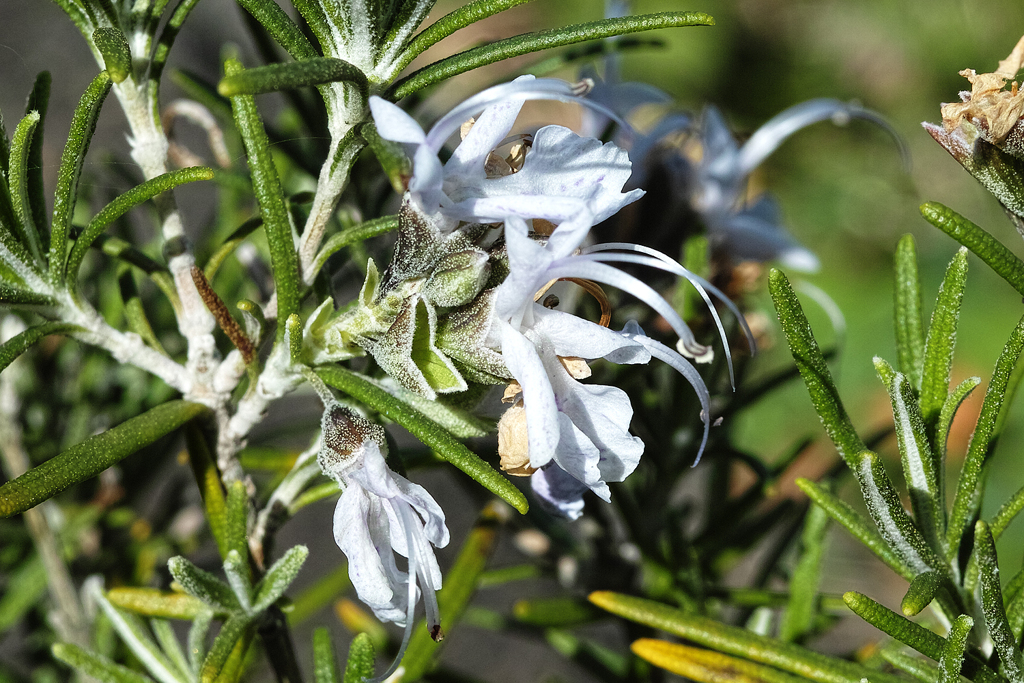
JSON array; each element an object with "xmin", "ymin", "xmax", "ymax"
[
  {"xmin": 588, "ymin": 591, "xmax": 905, "ymax": 683},
  {"xmin": 66, "ymin": 167, "xmax": 215, "ymax": 287},
  {"xmin": 342, "ymin": 633, "xmax": 375, "ymax": 683},
  {"xmin": 225, "ymin": 480, "xmax": 250, "ymax": 573},
  {"xmin": 975, "ymin": 521, "xmax": 1024, "ymax": 682},
  {"xmin": 234, "ymin": 0, "xmax": 318, "ymax": 61},
  {"xmin": 93, "ymin": 27, "xmax": 132, "ymax": 83},
  {"xmin": 881, "ymin": 648, "xmax": 941, "ymax": 683},
  {"xmin": 313, "ymin": 214, "xmax": 399, "ymax": 276},
  {"xmin": 854, "ymin": 451, "xmax": 941, "ymax": 576},
  {"xmin": 167, "ymin": 556, "xmax": 240, "ymax": 613},
  {"xmin": 769, "ymin": 269, "xmax": 865, "ymax": 465},
  {"xmin": 52, "ymin": 642, "xmax": 155, "ymax": 683},
  {"xmin": 150, "ymin": 619, "xmax": 191, "ymax": 683},
  {"xmin": 894, "ymin": 234, "xmax": 925, "ymax": 391},
  {"xmin": 920, "ymin": 202, "xmax": 1024, "ymax": 298},
  {"xmin": 389, "ymin": 12, "xmax": 715, "ymax": 100},
  {"xmin": 313, "ymin": 628, "xmax": 340, "ymax": 683},
  {"xmin": 23, "ymin": 71, "xmax": 51, "ymax": 239},
  {"xmin": 8, "ymin": 110, "xmax": 45, "ymax": 264},
  {"xmin": 118, "ymin": 267, "xmax": 167, "ymax": 356},
  {"xmin": 901, "ymin": 570, "xmax": 942, "ymax": 617},
  {"xmin": 361, "ymin": 123, "xmax": 411, "ymax": 195},
  {"xmin": 0, "ymin": 322, "xmax": 78, "ymax": 376},
  {"xmin": 91, "ymin": 585, "xmax": 186, "ymax": 683},
  {"xmin": 920, "ymin": 247, "xmax": 968, "ymax": 430},
  {"xmin": 50, "ymin": 71, "xmax": 112, "ymax": 285},
  {"xmin": 218, "ymin": 58, "xmax": 367, "ymax": 97},
  {"xmin": 631, "ymin": 639, "xmax": 806, "ymax": 683},
  {"xmin": 226, "ymin": 57, "xmax": 301, "ymax": 339},
  {"xmin": 795, "ymin": 478, "xmax": 911, "ymax": 578},
  {"xmin": 0, "ymin": 283, "xmax": 57, "ymax": 307},
  {"xmin": 223, "ymin": 550, "xmax": 252, "ymax": 613},
  {"xmin": 947, "ymin": 313, "xmax": 1024, "ymax": 558},
  {"xmin": 395, "ymin": 0, "xmax": 536, "ymax": 74},
  {"xmin": 252, "ymin": 545, "xmax": 309, "ymax": 612},
  {"xmin": 842, "ymin": 591, "xmax": 1002, "ymax": 683},
  {"xmin": 199, "ymin": 614, "xmax": 253, "ymax": 683},
  {"xmin": 874, "ymin": 358, "xmax": 942, "ymax": 550},
  {"xmin": 0, "ymin": 400, "xmax": 208, "ymax": 517},
  {"xmin": 780, "ymin": 501, "xmax": 829, "ymax": 642},
  {"xmin": 106, "ymin": 588, "xmax": 208, "ymax": 620},
  {"xmin": 184, "ymin": 422, "xmax": 230, "ymax": 559},
  {"xmin": 316, "ymin": 365, "xmax": 528, "ymax": 513},
  {"xmin": 187, "ymin": 611, "xmax": 213, "ymax": 676},
  {"xmin": 939, "ymin": 616, "xmax": 973, "ymax": 683},
  {"xmin": 935, "ymin": 377, "xmax": 979, "ymax": 481}
]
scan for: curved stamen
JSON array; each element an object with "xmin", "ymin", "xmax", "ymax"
[{"xmin": 532, "ymin": 277, "xmax": 612, "ymax": 327}]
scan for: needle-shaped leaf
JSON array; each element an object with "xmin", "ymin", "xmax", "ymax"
[
  {"xmin": 118, "ymin": 267, "xmax": 167, "ymax": 356},
  {"xmin": 842, "ymin": 591, "xmax": 1002, "ymax": 683},
  {"xmin": 50, "ymin": 71, "xmax": 111, "ymax": 285},
  {"xmin": 316, "ymin": 365, "xmax": 528, "ymax": 513},
  {"xmin": 199, "ymin": 614, "xmax": 254, "ymax": 683},
  {"xmin": 879, "ymin": 649, "xmax": 941, "ymax": 683},
  {"xmin": 920, "ymin": 247, "xmax": 967, "ymax": 432},
  {"xmin": 187, "ymin": 611, "xmax": 213, "ymax": 677},
  {"xmin": 23, "ymin": 71, "xmax": 50, "ymax": 239},
  {"xmin": 149, "ymin": 0, "xmax": 205, "ymax": 84},
  {"xmin": 234, "ymin": 0, "xmax": 318, "ymax": 61},
  {"xmin": 218, "ymin": 58, "xmax": 367, "ymax": 97},
  {"xmin": 939, "ymin": 616, "xmax": 973, "ymax": 683},
  {"xmin": 342, "ymin": 632, "xmax": 375, "ymax": 683},
  {"xmin": 0, "ymin": 322, "xmax": 79, "ymax": 376},
  {"xmin": 184, "ymin": 423, "xmax": 230, "ymax": 560},
  {"xmin": 52, "ymin": 642, "xmax": 156, "ymax": 683},
  {"xmin": 935, "ymin": 377, "xmax": 980, "ymax": 476},
  {"xmin": 975, "ymin": 521, "xmax": 1024, "ymax": 683},
  {"xmin": 920, "ymin": 202, "xmax": 1024, "ymax": 298},
  {"xmin": 389, "ymin": 12, "xmax": 715, "ymax": 100},
  {"xmin": 93, "ymin": 27, "xmax": 132, "ymax": 83},
  {"xmin": 361, "ymin": 122, "xmax": 411, "ymax": 194},
  {"xmin": 106, "ymin": 588, "xmax": 209, "ymax": 620},
  {"xmin": 948, "ymin": 313, "xmax": 1024, "ymax": 559},
  {"xmin": 631, "ymin": 639, "xmax": 806, "ymax": 683},
  {"xmin": 90, "ymin": 584, "xmax": 187, "ymax": 683},
  {"xmin": 769, "ymin": 269, "xmax": 866, "ymax": 465},
  {"xmin": 223, "ymin": 550, "xmax": 252, "ymax": 613},
  {"xmin": 252, "ymin": 545, "xmax": 309, "ymax": 612},
  {"xmin": 8, "ymin": 111, "xmax": 45, "ymax": 264},
  {"xmin": 0, "ymin": 400, "xmax": 208, "ymax": 517},
  {"xmin": 313, "ymin": 214, "xmax": 399, "ymax": 276},
  {"xmin": 855, "ymin": 450, "xmax": 941, "ymax": 576},
  {"xmin": 779, "ymin": 501, "xmax": 829, "ymax": 642},
  {"xmin": 0, "ymin": 283, "xmax": 56, "ymax": 307},
  {"xmin": 874, "ymin": 358, "xmax": 942, "ymax": 549},
  {"xmin": 588, "ymin": 591, "xmax": 905, "ymax": 683},
  {"xmin": 313, "ymin": 628, "xmax": 340, "ymax": 683},
  {"xmin": 167, "ymin": 556, "xmax": 240, "ymax": 613},
  {"xmin": 894, "ymin": 234, "xmax": 925, "ymax": 392},
  {"xmin": 150, "ymin": 619, "xmax": 191, "ymax": 683},
  {"xmin": 66, "ymin": 166, "xmax": 214, "ymax": 288},
  {"xmin": 394, "ymin": 0, "xmax": 536, "ymax": 75},
  {"xmin": 795, "ymin": 478, "xmax": 911, "ymax": 579},
  {"xmin": 225, "ymin": 480, "xmax": 250, "ymax": 572},
  {"xmin": 901, "ymin": 570, "xmax": 943, "ymax": 617},
  {"xmin": 226, "ymin": 57, "xmax": 301, "ymax": 339}
]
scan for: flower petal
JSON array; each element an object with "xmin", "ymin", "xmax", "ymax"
[{"xmin": 369, "ymin": 96, "xmax": 427, "ymax": 145}]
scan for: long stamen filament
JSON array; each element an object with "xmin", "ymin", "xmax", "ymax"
[{"xmin": 368, "ymin": 501, "xmax": 421, "ymax": 683}]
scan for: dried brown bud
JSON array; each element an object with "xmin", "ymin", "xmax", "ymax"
[{"xmin": 497, "ymin": 404, "xmax": 536, "ymax": 477}]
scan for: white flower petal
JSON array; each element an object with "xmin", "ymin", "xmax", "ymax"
[
  {"xmin": 369, "ymin": 96, "xmax": 427, "ymax": 145},
  {"xmin": 531, "ymin": 465, "xmax": 588, "ymax": 520},
  {"xmin": 499, "ymin": 323, "xmax": 560, "ymax": 467},
  {"xmin": 532, "ymin": 307, "xmax": 649, "ymax": 363}
]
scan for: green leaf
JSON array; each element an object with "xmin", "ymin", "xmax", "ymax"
[
  {"xmin": 199, "ymin": 614, "xmax": 254, "ymax": 683},
  {"xmin": 975, "ymin": 521, "xmax": 1024, "ymax": 683},
  {"xmin": 203, "ymin": 216, "xmax": 262, "ymax": 282},
  {"xmin": 167, "ymin": 556, "xmax": 240, "ymax": 613},
  {"xmin": 0, "ymin": 322, "xmax": 79, "ymax": 376},
  {"xmin": 234, "ymin": 0, "xmax": 318, "ymax": 61},
  {"xmin": 0, "ymin": 400, "xmax": 208, "ymax": 517},
  {"xmin": 223, "ymin": 550, "xmax": 252, "ymax": 613},
  {"xmin": 286, "ymin": 313, "xmax": 302, "ymax": 365},
  {"xmin": 226, "ymin": 57, "xmax": 301, "ymax": 340},
  {"xmin": 90, "ymin": 585, "xmax": 187, "ymax": 683},
  {"xmin": 313, "ymin": 214, "xmax": 399, "ymax": 276},
  {"xmin": 52, "ymin": 642, "xmax": 155, "ymax": 683},
  {"xmin": 184, "ymin": 423, "xmax": 230, "ymax": 560},
  {"xmin": 316, "ymin": 365, "xmax": 528, "ymax": 513},
  {"xmin": 588, "ymin": 591, "xmax": 904, "ymax": 683},
  {"xmin": 402, "ymin": 503, "xmax": 507, "ymax": 680},
  {"xmin": 8, "ymin": 110, "xmax": 45, "ymax": 264},
  {"xmin": 361, "ymin": 123, "xmax": 411, "ymax": 195},
  {"xmin": 920, "ymin": 202, "xmax": 1024, "ymax": 298},
  {"xmin": 93, "ymin": 27, "xmax": 132, "ymax": 83},
  {"xmin": 389, "ymin": 11, "xmax": 715, "ymax": 100},
  {"xmin": 149, "ymin": 0, "xmax": 205, "ymax": 84},
  {"xmin": 512, "ymin": 597, "xmax": 599, "ymax": 627},
  {"xmin": 313, "ymin": 628, "xmax": 340, "ymax": 683},
  {"xmin": 939, "ymin": 616, "xmax": 973, "ymax": 683},
  {"xmin": 769, "ymin": 269, "xmax": 866, "ymax": 465},
  {"xmin": 935, "ymin": 377, "xmax": 980, "ymax": 479},
  {"xmin": 394, "ymin": 0, "xmax": 536, "ymax": 75},
  {"xmin": 218, "ymin": 58, "xmax": 367, "ymax": 97},
  {"xmin": 187, "ymin": 611, "xmax": 213, "ymax": 676},
  {"xmin": 894, "ymin": 234, "xmax": 925, "ymax": 392},
  {"xmin": 880, "ymin": 648, "xmax": 941, "ymax": 683},
  {"xmin": 919, "ymin": 247, "xmax": 967, "ymax": 430},
  {"xmin": 49, "ymin": 71, "xmax": 112, "ymax": 285},
  {"xmin": 106, "ymin": 588, "xmax": 209, "ymax": 620},
  {"xmin": 947, "ymin": 313, "xmax": 1024, "ymax": 559},
  {"xmin": 900, "ymin": 570, "xmax": 942, "ymax": 617},
  {"xmin": 23, "ymin": 72, "xmax": 51, "ymax": 242},
  {"xmin": 854, "ymin": 451, "xmax": 941, "ymax": 577},
  {"xmin": 150, "ymin": 619, "xmax": 191, "ymax": 683},
  {"xmin": 66, "ymin": 167, "xmax": 215, "ymax": 288},
  {"xmin": 779, "ymin": 500, "xmax": 829, "ymax": 642},
  {"xmin": 0, "ymin": 283, "xmax": 57, "ymax": 307},
  {"xmin": 118, "ymin": 267, "xmax": 167, "ymax": 356},
  {"xmin": 253, "ymin": 545, "xmax": 309, "ymax": 612},
  {"xmin": 873, "ymin": 358, "xmax": 942, "ymax": 550},
  {"xmin": 342, "ymin": 633, "xmax": 375, "ymax": 683},
  {"xmin": 842, "ymin": 591, "xmax": 1002, "ymax": 683},
  {"xmin": 631, "ymin": 639, "xmax": 807, "ymax": 683},
  {"xmin": 795, "ymin": 478, "xmax": 911, "ymax": 579},
  {"xmin": 225, "ymin": 481, "xmax": 249, "ymax": 573}
]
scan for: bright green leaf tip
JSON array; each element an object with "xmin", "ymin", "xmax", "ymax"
[{"xmin": 92, "ymin": 27, "xmax": 132, "ymax": 83}]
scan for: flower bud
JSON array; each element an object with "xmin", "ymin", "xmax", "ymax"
[
  {"xmin": 497, "ymin": 404, "xmax": 537, "ymax": 476},
  {"xmin": 423, "ymin": 249, "xmax": 491, "ymax": 307},
  {"xmin": 317, "ymin": 404, "xmax": 387, "ymax": 482}
]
